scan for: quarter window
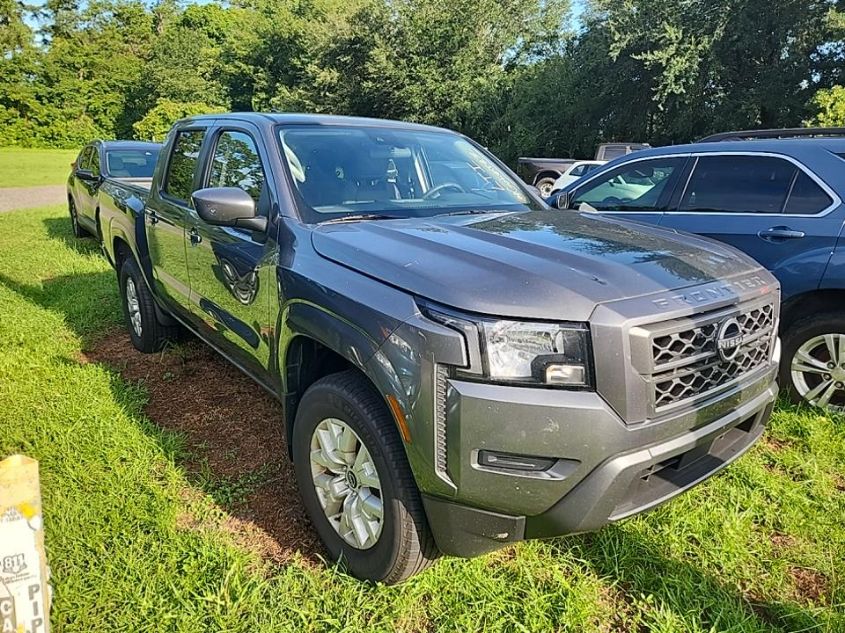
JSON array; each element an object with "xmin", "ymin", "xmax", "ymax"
[
  {"xmin": 680, "ymin": 155, "xmax": 794, "ymax": 214},
  {"xmin": 89, "ymin": 147, "xmax": 100, "ymax": 177},
  {"xmin": 164, "ymin": 130, "xmax": 206, "ymax": 203},
  {"xmin": 783, "ymin": 171, "xmax": 833, "ymax": 215},
  {"xmin": 571, "ymin": 157, "xmax": 685, "ymax": 211},
  {"xmin": 208, "ymin": 131, "xmax": 266, "ymax": 203}
]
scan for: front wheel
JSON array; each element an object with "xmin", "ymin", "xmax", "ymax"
[
  {"xmin": 781, "ymin": 313, "xmax": 845, "ymax": 410},
  {"xmin": 292, "ymin": 370, "xmax": 439, "ymax": 583},
  {"xmin": 68, "ymin": 197, "xmax": 88, "ymax": 238}
]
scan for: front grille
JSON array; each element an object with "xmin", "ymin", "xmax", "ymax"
[{"xmin": 649, "ymin": 303, "xmax": 775, "ymax": 411}]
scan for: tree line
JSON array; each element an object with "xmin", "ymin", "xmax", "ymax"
[{"xmin": 1, "ymin": 0, "xmax": 843, "ymax": 163}]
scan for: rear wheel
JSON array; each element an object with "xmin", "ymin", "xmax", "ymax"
[
  {"xmin": 781, "ymin": 313, "xmax": 845, "ymax": 410},
  {"xmin": 68, "ymin": 197, "xmax": 88, "ymax": 238},
  {"xmin": 292, "ymin": 370, "xmax": 439, "ymax": 583},
  {"xmin": 118, "ymin": 256, "xmax": 179, "ymax": 353},
  {"xmin": 536, "ymin": 177, "xmax": 557, "ymax": 198}
]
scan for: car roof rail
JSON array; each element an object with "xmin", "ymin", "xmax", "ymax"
[{"xmin": 698, "ymin": 127, "xmax": 845, "ymax": 142}]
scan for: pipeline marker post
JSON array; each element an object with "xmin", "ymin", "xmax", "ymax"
[{"xmin": 0, "ymin": 455, "xmax": 50, "ymax": 633}]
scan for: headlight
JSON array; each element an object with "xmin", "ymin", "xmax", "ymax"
[
  {"xmin": 423, "ymin": 304, "xmax": 592, "ymax": 388},
  {"xmin": 481, "ymin": 320, "xmax": 591, "ymax": 386}
]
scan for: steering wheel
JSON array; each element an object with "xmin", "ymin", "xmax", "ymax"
[{"xmin": 422, "ymin": 182, "xmax": 465, "ymax": 200}]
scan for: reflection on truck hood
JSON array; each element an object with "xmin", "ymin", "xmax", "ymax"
[{"xmin": 311, "ymin": 210, "xmax": 762, "ymax": 321}]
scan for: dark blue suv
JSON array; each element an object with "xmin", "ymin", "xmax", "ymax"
[{"xmin": 551, "ymin": 134, "xmax": 845, "ymax": 410}]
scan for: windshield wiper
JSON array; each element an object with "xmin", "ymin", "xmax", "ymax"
[
  {"xmin": 439, "ymin": 209, "xmax": 513, "ymax": 217},
  {"xmin": 319, "ymin": 213, "xmax": 403, "ymax": 225}
]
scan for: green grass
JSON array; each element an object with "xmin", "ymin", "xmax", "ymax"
[
  {"xmin": 0, "ymin": 147, "xmax": 78, "ymax": 187},
  {"xmin": 1, "ymin": 205, "xmax": 844, "ymax": 632}
]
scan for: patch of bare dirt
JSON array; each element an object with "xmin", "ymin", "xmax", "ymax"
[
  {"xmin": 789, "ymin": 567, "xmax": 829, "ymax": 603},
  {"xmin": 770, "ymin": 532, "xmax": 797, "ymax": 551},
  {"xmin": 82, "ymin": 330, "xmax": 323, "ymax": 566}
]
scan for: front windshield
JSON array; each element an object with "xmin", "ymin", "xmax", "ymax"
[
  {"xmin": 278, "ymin": 125, "xmax": 540, "ymax": 222},
  {"xmin": 105, "ymin": 148, "xmax": 160, "ymax": 178}
]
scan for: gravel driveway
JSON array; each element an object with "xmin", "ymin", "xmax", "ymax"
[{"xmin": 0, "ymin": 185, "xmax": 66, "ymax": 213}]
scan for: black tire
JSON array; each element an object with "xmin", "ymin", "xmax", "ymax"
[
  {"xmin": 68, "ymin": 197, "xmax": 88, "ymax": 238},
  {"xmin": 535, "ymin": 176, "xmax": 557, "ymax": 198},
  {"xmin": 292, "ymin": 370, "xmax": 439, "ymax": 584},
  {"xmin": 118, "ymin": 256, "xmax": 179, "ymax": 353},
  {"xmin": 779, "ymin": 312, "xmax": 845, "ymax": 408}
]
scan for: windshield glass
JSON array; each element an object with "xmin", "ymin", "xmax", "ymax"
[
  {"xmin": 278, "ymin": 126, "xmax": 540, "ymax": 222},
  {"xmin": 105, "ymin": 148, "xmax": 160, "ymax": 178}
]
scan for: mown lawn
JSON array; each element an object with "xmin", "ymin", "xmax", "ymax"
[
  {"xmin": 0, "ymin": 147, "xmax": 78, "ymax": 187},
  {"xmin": 0, "ymin": 205, "xmax": 844, "ymax": 632}
]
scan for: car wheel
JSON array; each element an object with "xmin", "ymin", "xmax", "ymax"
[
  {"xmin": 68, "ymin": 197, "xmax": 88, "ymax": 238},
  {"xmin": 535, "ymin": 177, "xmax": 556, "ymax": 198},
  {"xmin": 780, "ymin": 313, "xmax": 845, "ymax": 410},
  {"xmin": 292, "ymin": 370, "xmax": 439, "ymax": 584},
  {"xmin": 118, "ymin": 256, "xmax": 179, "ymax": 353}
]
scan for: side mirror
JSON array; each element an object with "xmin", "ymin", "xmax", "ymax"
[
  {"xmin": 192, "ymin": 187, "xmax": 267, "ymax": 232},
  {"xmin": 551, "ymin": 190, "xmax": 571, "ymax": 210},
  {"xmin": 75, "ymin": 169, "xmax": 98, "ymax": 183}
]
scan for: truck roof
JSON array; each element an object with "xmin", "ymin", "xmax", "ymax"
[
  {"xmin": 634, "ymin": 137, "xmax": 845, "ymax": 158},
  {"xmin": 178, "ymin": 112, "xmax": 455, "ymax": 135}
]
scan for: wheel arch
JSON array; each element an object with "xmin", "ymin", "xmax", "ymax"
[
  {"xmin": 781, "ymin": 289, "xmax": 845, "ymax": 330},
  {"xmin": 533, "ymin": 170, "xmax": 562, "ymax": 185}
]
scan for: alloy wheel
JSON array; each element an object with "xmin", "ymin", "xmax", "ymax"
[
  {"xmin": 309, "ymin": 417, "xmax": 384, "ymax": 549},
  {"xmin": 125, "ymin": 277, "xmax": 142, "ymax": 337},
  {"xmin": 790, "ymin": 333, "xmax": 845, "ymax": 409}
]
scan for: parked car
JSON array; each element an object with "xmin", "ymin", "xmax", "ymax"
[
  {"xmin": 516, "ymin": 157, "xmax": 576, "ymax": 197},
  {"xmin": 98, "ymin": 113, "xmax": 778, "ymax": 583},
  {"xmin": 67, "ymin": 140, "xmax": 161, "ymax": 239},
  {"xmin": 550, "ymin": 160, "xmax": 606, "ymax": 193},
  {"xmin": 549, "ymin": 131, "xmax": 845, "ymax": 409},
  {"xmin": 519, "ymin": 143, "xmax": 648, "ymax": 197}
]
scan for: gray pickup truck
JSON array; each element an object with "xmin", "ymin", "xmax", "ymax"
[{"xmin": 96, "ymin": 113, "xmax": 780, "ymax": 584}]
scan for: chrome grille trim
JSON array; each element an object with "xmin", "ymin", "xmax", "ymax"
[
  {"xmin": 433, "ymin": 364, "xmax": 452, "ymax": 484},
  {"xmin": 640, "ymin": 300, "xmax": 776, "ymax": 412}
]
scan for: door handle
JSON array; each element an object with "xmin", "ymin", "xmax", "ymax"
[
  {"xmin": 189, "ymin": 228, "xmax": 202, "ymax": 246},
  {"xmin": 146, "ymin": 208, "xmax": 159, "ymax": 225},
  {"xmin": 757, "ymin": 226, "xmax": 805, "ymax": 241}
]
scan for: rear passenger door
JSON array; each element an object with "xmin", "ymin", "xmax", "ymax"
[
  {"xmin": 659, "ymin": 154, "xmax": 841, "ymax": 298},
  {"xmin": 186, "ymin": 126, "xmax": 276, "ymax": 376},
  {"xmin": 147, "ymin": 127, "xmax": 208, "ymax": 318}
]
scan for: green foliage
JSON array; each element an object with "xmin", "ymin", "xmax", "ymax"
[
  {"xmin": 807, "ymin": 85, "xmax": 845, "ymax": 127},
  {"xmin": 1, "ymin": 0, "xmax": 845, "ymax": 159},
  {"xmin": 132, "ymin": 99, "xmax": 224, "ymax": 141}
]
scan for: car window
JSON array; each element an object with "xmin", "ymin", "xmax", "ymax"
[
  {"xmin": 89, "ymin": 146, "xmax": 101, "ymax": 177},
  {"xmin": 208, "ymin": 131, "xmax": 266, "ymax": 203},
  {"xmin": 679, "ymin": 155, "xmax": 794, "ymax": 214},
  {"xmin": 569, "ymin": 165, "xmax": 585, "ymax": 176},
  {"xmin": 164, "ymin": 130, "xmax": 205, "ymax": 203},
  {"xmin": 77, "ymin": 147, "xmax": 92, "ymax": 171},
  {"xmin": 583, "ymin": 163, "xmax": 601, "ymax": 174},
  {"xmin": 783, "ymin": 171, "xmax": 833, "ymax": 215},
  {"xmin": 571, "ymin": 157, "xmax": 685, "ymax": 211},
  {"xmin": 106, "ymin": 148, "xmax": 159, "ymax": 179}
]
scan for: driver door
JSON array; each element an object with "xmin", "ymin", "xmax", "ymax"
[{"xmin": 566, "ymin": 156, "xmax": 690, "ymax": 227}]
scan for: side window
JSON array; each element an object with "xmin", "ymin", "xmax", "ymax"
[
  {"xmin": 89, "ymin": 147, "xmax": 100, "ymax": 177},
  {"xmin": 783, "ymin": 171, "xmax": 833, "ymax": 215},
  {"xmin": 569, "ymin": 165, "xmax": 585, "ymax": 177},
  {"xmin": 164, "ymin": 130, "xmax": 206, "ymax": 203},
  {"xmin": 679, "ymin": 155, "xmax": 794, "ymax": 214},
  {"xmin": 572, "ymin": 157, "xmax": 685, "ymax": 211},
  {"xmin": 78, "ymin": 147, "xmax": 92, "ymax": 171},
  {"xmin": 207, "ymin": 131, "xmax": 266, "ymax": 205}
]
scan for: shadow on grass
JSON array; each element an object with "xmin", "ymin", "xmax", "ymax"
[
  {"xmin": 547, "ymin": 530, "xmax": 832, "ymax": 633},
  {"xmin": 43, "ymin": 216, "xmax": 103, "ymax": 256}
]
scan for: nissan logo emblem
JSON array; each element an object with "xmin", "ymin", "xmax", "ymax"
[{"xmin": 716, "ymin": 317, "xmax": 743, "ymax": 362}]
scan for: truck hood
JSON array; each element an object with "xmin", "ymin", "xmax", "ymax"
[{"xmin": 311, "ymin": 211, "xmax": 762, "ymax": 321}]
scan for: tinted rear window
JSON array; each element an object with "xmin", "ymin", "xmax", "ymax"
[
  {"xmin": 680, "ymin": 155, "xmax": 794, "ymax": 214},
  {"xmin": 783, "ymin": 171, "xmax": 833, "ymax": 215}
]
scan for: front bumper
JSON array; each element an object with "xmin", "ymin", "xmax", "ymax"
[{"xmin": 421, "ymin": 362, "xmax": 777, "ymax": 557}]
